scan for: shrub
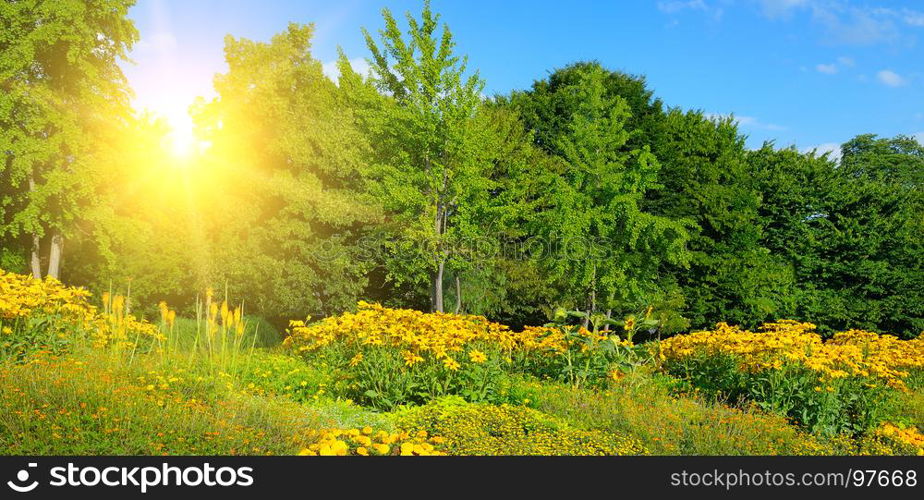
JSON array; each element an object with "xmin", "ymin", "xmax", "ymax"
[
  {"xmin": 658, "ymin": 320, "xmax": 923, "ymax": 435},
  {"xmin": 394, "ymin": 397, "xmax": 648, "ymax": 456},
  {"xmin": 283, "ymin": 302, "xmax": 642, "ymax": 407},
  {"xmin": 0, "ymin": 270, "xmax": 162, "ymax": 361}
]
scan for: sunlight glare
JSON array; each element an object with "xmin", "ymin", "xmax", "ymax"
[{"xmin": 163, "ymin": 107, "xmax": 205, "ymax": 160}]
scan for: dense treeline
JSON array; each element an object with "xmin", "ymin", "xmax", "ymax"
[{"xmin": 1, "ymin": 1, "xmax": 921, "ymax": 337}]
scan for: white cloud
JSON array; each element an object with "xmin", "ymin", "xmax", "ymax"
[
  {"xmin": 815, "ymin": 56, "xmax": 855, "ymax": 75},
  {"xmin": 135, "ymin": 32, "xmax": 178, "ymax": 53},
  {"xmin": 876, "ymin": 69, "xmax": 907, "ymax": 87},
  {"xmin": 902, "ymin": 8, "xmax": 924, "ymax": 27},
  {"xmin": 657, "ymin": 1, "xmax": 724, "ymax": 20},
  {"xmin": 322, "ymin": 58, "xmax": 371, "ymax": 84},
  {"xmin": 801, "ymin": 142, "xmax": 841, "ymax": 161},
  {"xmin": 759, "ymin": 0, "xmax": 808, "ymax": 19},
  {"xmin": 706, "ymin": 113, "xmax": 787, "ymax": 131},
  {"xmin": 756, "ymin": 1, "xmax": 924, "ymax": 46}
]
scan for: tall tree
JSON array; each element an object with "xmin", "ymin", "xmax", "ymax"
[
  {"xmin": 508, "ymin": 62, "xmax": 689, "ymax": 317},
  {"xmin": 196, "ymin": 24, "xmax": 382, "ymax": 319},
  {"xmin": 361, "ymin": 1, "xmax": 487, "ymax": 312},
  {"xmin": 646, "ymin": 111, "xmax": 797, "ymax": 329},
  {"xmin": 0, "ymin": 0, "xmax": 138, "ymax": 279},
  {"xmin": 753, "ymin": 136, "xmax": 924, "ymax": 337}
]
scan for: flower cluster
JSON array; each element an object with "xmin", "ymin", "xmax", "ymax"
[
  {"xmin": 0, "ymin": 270, "xmax": 96, "ymax": 324},
  {"xmin": 284, "ymin": 301, "xmax": 631, "ymax": 366},
  {"xmin": 98, "ymin": 292, "xmax": 163, "ymax": 349},
  {"xmin": 204, "ymin": 289, "xmax": 245, "ymax": 336},
  {"xmin": 0, "ymin": 270, "xmax": 162, "ymax": 356},
  {"xmin": 297, "ymin": 427, "xmax": 444, "ymax": 456},
  {"xmin": 659, "ymin": 320, "xmax": 924, "ymax": 388},
  {"xmin": 285, "ymin": 301, "xmax": 519, "ymax": 360},
  {"xmin": 872, "ymin": 423, "xmax": 924, "ymax": 456}
]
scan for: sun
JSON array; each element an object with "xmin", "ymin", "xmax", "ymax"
[
  {"xmin": 162, "ymin": 108, "xmax": 208, "ymax": 160},
  {"xmin": 148, "ymin": 100, "xmax": 209, "ymax": 161}
]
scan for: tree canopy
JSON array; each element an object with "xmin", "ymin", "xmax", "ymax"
[{"xmin": 2, "ymin": 2, "xmax": 921, "ymax": 338}]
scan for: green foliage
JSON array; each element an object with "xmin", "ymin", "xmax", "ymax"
[
  {"xmin": 0, "ymin": 313, "xmax": 81, "ymax": 361},
  {"xmin": 3, "ymin": 0, "xmax": 922, "ymax": 346},
  {"xmin": 751, "ymin": 137, "xmax": 924, "ymax": 337},
  {"xmin": 234, "ymin": 350, "xmax": 333, "ymax": 404},
  {"xmin": 0, "ymin": 246, "xmax": 26, "ymax": 274},
  {"xmin": 196, "ymin": 24, "xmax": 382, "ymax": 319},
  {"xmin": 519, "ymin": 308, "xmax": 656, "ymax": 389},
  {"xmin": 517, "ymin": 373, "xmax": 837, "ymax": 455},
  {"xmin": 0, "ymin": 0, "xmax": 138, "ymax": 279},
  {"xmin": 663, "ymin": 353, "xmax": 893, "ymax": 436},
  {"xmin": 646, "ymin": 110, "xmax": 797, "ymax": 329},
  {"xmin": 507, "ymin": 62, "xmax": 690, "ymax": 318},
  {"xmin": 298, "ymin": 343, "xmax": 513, "ymax": 410},
  {"xmin": 358, "ymin": 1, "xmax": 494, "ymax": 313}
]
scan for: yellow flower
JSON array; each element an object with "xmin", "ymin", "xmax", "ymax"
[
  {"xmin": 442, "ymin": 357, "xmax": 460, "ymax": 371},
  {"xmin": 402, "ymin": 350, "xmax": 424, "ymax": 366},
  {"xmin": 623, "ymin": 316, "xmax": 635, "ymax": 332},
  {"xmin": 348, "ymin": 353, "xmax": 363, "ymax": 367},
  {"xmin": 468, "ymin": 350, "xmax": 487, "ymax": 363}
]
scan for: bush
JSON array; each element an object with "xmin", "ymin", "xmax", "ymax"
[
  {"xmin": 283, "ymin": 302, "xmax": 643, "ymax": 408},
  {"xmin": 658, "ymin": 321, "xmax": 923, "ymax": 435},
  {"xmin": 394, "ymin": 397, "xmax": 648, "ymax": 456},
  {"xmin": 0, "ymin": 270, "xmax": 162, "ymax": 361}
]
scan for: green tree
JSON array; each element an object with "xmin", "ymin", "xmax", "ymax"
[
  {"xmin": 646, "ymin": 111, "xmax": 796, "ymax": 329},
  {"xmin": 360, "ymin": 1, "xmax": 488, "ymax": 312},
  {"xmin": 754, "ymin": 135, "xmax": 923, "ymax": 337},
  {"xmin": 0, "ymin": 0, "xmax": 137, "ymax": 280},
  {"xmin": 508, "ymin": 62, "xmax": 689, "ymax": 319},
  {"xmin": 195, "ymin": 24, "xmax": 381, "ymax": 319}
]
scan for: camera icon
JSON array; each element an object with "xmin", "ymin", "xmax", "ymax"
[{"xmin": 7, "ymin": 463, "xmax": 39, "ymax": 493}]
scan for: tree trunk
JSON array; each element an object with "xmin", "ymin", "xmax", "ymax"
[
  {"xmin": 583, "ymin": 264, "xmax": 597, "ymax": 329},
  {"xmin": 28, "ymin": 175, "xmax": 42, "ymax": 279},
  {"xmin": 432, "ymin": 199, "xmax": 446, "ymax": 313},
  {"xmin": 47, "ymin": 232, "xmax": 63, "ymax": 280},
  {"xmin": 454, "ymin": 276, "xmax": 462, "ymax": 314},
  {"xmin": 30, "ymin": 234, "xmax": 42, "ymax": 279},
  {"xmin": 433, "ymin": 260, "xmax": 444, "ymax": 313}
]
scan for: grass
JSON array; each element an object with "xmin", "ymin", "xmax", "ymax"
[
  {"xmin": 2, "ymin": 342, "xmax": 920, "ymax": 455},
  {"xmin": 510, "ymin": 371, "xmax": 835, "ymax": 455},
  {"xmin": 0, "ymin": 348, "xmax": 386, "ymax": 455},
  {"xmin": 1, "ymin": 282, "xmax": 920, "ymax": 456}
]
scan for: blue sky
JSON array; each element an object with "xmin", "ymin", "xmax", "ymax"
[{"xmin": 123, "ymin": 0, "xmax": 924, "ymax": 154}]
